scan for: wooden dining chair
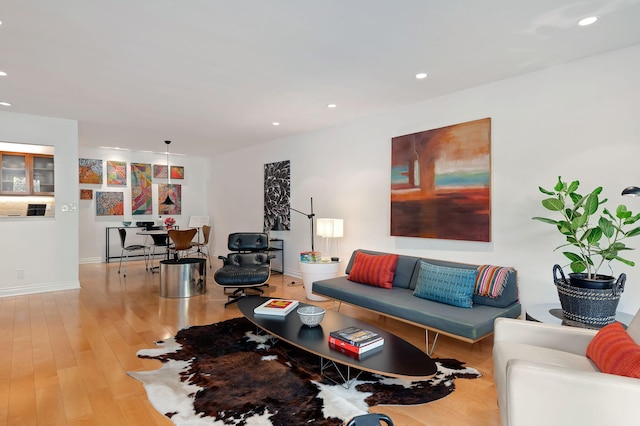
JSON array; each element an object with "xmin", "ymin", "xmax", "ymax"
[
  {"xmin": 190, "ymin": 225, "xmax": 212, "ymax": 267},
  {"xmin": 168, "ymin": 228, "xmax": 198, "ymax": 260}
]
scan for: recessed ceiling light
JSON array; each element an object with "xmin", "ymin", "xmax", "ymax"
[
  {"xmin": 416, "ymin": 72, "xmax": 428, "ymax": 79},
  {"xmin": 327, "ymin": 104, "xmax": 337, "ymax": 108},
  {"xmin": 0, "ymin": 101, "xmax": 11, "ymax": 107},
  {"xmin": 0, "ymin": 71, "xmax": 6, "ymax": 77},
  {"xmin": 272, "ymin": 122, "xmax": 280, "ymax": 126},
  {"xmin": 578, "ymin": 16, "xmax": 598, "ymax": 26}
]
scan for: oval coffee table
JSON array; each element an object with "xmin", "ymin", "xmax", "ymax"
[{"xmin": 238, "ymin": 296, "xmax": 437, "ymax": 387}]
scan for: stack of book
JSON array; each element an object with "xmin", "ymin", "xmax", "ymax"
[
  {"xmin": 300, "ymin": 251, "xmax": 322, "ymax": 262},
  {"xmin": 328, "ymin": 326, "xmax": 384, "ymax": 357},
  {"xmin": 253, "ymin": 299, "xmax": 299, "ymax": 316}
]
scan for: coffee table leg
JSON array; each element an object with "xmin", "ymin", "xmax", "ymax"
[{"xmin": 320, "ymin": 357, "xmax": 364, "ymax": 389}]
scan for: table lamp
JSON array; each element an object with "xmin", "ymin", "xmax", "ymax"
[{"xmin": 316, "ymin": 218, "xmax": 344, "ymax": 261}]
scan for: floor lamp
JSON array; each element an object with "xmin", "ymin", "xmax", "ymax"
[{"xmin": 291, "ymin": 197, "xmax": 316, "ymax": 252}]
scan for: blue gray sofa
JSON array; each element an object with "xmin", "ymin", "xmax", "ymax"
[{"xmin": 312, "ymin": 249, "xmax": 521, "ymax": 354}]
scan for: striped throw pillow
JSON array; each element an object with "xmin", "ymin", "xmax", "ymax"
[
  {"xmin": 347, "ymin": 252, "xmax": 399, "ymax": 289},
  {"xmin": 413, "ymin": 261, "xmax": 478, "ymax": 308},
  {"xmin": 587, "ymin": 322, "xmax": 640, "ymax": 378},
  {"xmin": 474, "ymin": 265, "xmax": 514, "ymax": 298}
]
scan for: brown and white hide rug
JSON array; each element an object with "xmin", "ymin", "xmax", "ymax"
[{"xmin": 128, "ymin": 317, "xmax": 481, "ymax": 425}]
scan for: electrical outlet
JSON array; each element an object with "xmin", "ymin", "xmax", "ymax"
[{"xmin": 17, "ymin": 269, "xmax": 25, "ymax": 279}]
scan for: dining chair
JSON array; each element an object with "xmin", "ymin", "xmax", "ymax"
[
  {"xmin": 147, "ymin": 232, "xmax": 169, "ymax": 272},
  {"xmin": 190, "ymin": 225, "xmax": 212, "ymax": 267},
  {"xmin": 168, "ymin": 228, "xmax": 198, "ymax": 260},
  {"xmin": 118, "ymin": 228, "xmax": 148, "ymax": 277}
]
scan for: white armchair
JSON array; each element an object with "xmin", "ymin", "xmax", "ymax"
[{"xmin": 493, "ymin": 309, "xmax": 640, "ymax": 426}]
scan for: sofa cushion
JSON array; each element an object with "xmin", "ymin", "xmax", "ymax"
[
  {"xmin": 347, "ymin": 251, "xmax": 399, "ymax": 289},
  {"xmin": 346, "ymin": 249, "xmax": 418, "ymax": 289},
  {"xmin": 413, "ymin": 261, "xmax": 478, "ymax": 308},
  {"xmin": 586, "ymin": 322, "xmax": 640, "ymax": 378},
  {"xmin": 474, "ymin": 265, "xmax": 514, "ymax": 298}
]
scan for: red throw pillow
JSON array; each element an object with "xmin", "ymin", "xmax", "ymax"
[
  {"xmin": 586, "ymin": 322, "xmax": 640, "ymax": 378},
  {"xmin": 347, "ymin": 252, "xmax": 399, "ymax": 289}
]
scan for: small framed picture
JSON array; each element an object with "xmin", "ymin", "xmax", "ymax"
[{"xmin": 170, "ymin": 166, "xmax": 184, "ymax": 179}]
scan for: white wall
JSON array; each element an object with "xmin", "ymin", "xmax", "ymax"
[
  {"xmin": 209, "ymin": 44, "xmax": 640, "ymax": 315},
  {"xmin": 0, "ymin": 111, "xmax": 80, "ymax": 296},
  {"xmin": 78, "ymin": 147, "xmax": 211, "ymax": 263}
]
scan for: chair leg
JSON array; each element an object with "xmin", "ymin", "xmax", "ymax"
[
  {"xmin": 205, "ymin": 248, "xmax": 212, "ymax": 268},
  {"xmin": 118, "ymin": 249, "xmax": 124, "ymax": 274},
  {"xmin": 223, "ymin": 286, "xmax": 266, "ymax": 308},
  {"xmin": 122, "ymin": 252, "xmax": 128, "ymax": 277}
]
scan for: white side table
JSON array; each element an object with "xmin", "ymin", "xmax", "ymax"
[{"xmin": 298, "ymin": 261, "xmax": 341, "ymax": 301}]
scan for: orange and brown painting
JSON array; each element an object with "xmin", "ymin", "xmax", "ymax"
[{"xmin": 391, "ymin": 118, "xmax": 491, "ymax": 242}]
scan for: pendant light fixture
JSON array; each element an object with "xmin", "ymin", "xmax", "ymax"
[{"xmin": 162, "ymin": 140, "xmax": 174, "ymax": 206}]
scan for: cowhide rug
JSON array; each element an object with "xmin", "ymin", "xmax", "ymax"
[{"xmin": 129, "ymin": 317, "xmax": 481, "ymax": 425}]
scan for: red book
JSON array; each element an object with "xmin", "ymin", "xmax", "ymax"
[
  {"xmin": 328, "ymin": 341, "xmax": 383, "ymax": 360},
  {"xmin": 328, "ymin": 335, "xmax": 384, "ymax": 354}
]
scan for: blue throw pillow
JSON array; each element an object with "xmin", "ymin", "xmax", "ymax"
[{"xmin": 413, "ymin": 261, "xmax": 478, "ymax": 308}]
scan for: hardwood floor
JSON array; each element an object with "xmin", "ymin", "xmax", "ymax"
[{"xmin": 1, "ymin": 260, "xmax": 501, "ymax": 425}]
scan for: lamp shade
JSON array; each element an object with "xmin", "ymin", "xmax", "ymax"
[
  {"xmin": 622, "ymin": 186, "xmax": 640, "ymax": 197},
  {"xmin": 316, "ymin": 218, "xmax": 344, "ymax": 238}
]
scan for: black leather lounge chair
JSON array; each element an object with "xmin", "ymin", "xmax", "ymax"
[{"xmin": 214, "ymin": 232, "xmax": 271, "ymax": 307}]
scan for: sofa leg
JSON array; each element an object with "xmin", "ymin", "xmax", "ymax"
[{"xmin": 426, "ymin": 330, "xmax": 439, "ymax": 356}]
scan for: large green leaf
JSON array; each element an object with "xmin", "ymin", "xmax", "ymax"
[
  {"xmin": 598, "ymin": 217, "xmax": 614, "ymax": 238},
  {"xmin": 616, "ymin": 205, "xmax": 632, "ymax": 219},
  {"xmin": 570, "ymin": 192, "xmax": 584, "ymax": 206},
  {"xmin": 571, "ymin": 214, "xmax": 588, "ymax": 229},
  {"xmin": 532, "ymin": 217, "xmax": 558, "ymax": 225},
  {"xmin": 584, "ymin": 227, "xmax": 603, "ymax": 245},
  {"xmin": 554, "ymin": 177, "xmax": 565, "ymax": 192},
  {"xmin": 538, "ymin": 186, "xmax": 555, "ymax": 196},
  {"xmin": 615, "ymin": 257, "xmax": 636, "ymax": 267},
  {"xmin": 570, "ymin": 261, "xmax": 587, "ymax": 273},
  {"xmin": 567, "ymin": 180, "xmax": 580, "ymax": 193},
  {"xmin": 584, "ymin": 191, "xmax": 600, "ymax": 215},
  {"xmin": 557, "ymin": 221, "xmax": 572, "ymax": 235},
  {"xmin": 624, "ymin": 214, "xmax": 640, "ymax": 225},
  {"xmin": 625, "ymin": 226, "xmax": 640, "ymax": 237},
  {"xmin": 563, "ymin": 252, "xmax": 583, "ymax": 262},
  {"xmin": 542, "ymin": 198, "xmax": 564, "ymax": 211}
]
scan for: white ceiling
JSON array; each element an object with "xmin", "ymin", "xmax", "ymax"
[{"xmin": 1, "ymin": 0, "xmax": 640, "ymax": 157}]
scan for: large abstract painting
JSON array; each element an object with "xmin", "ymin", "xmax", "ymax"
[
  {"xmin": 79, "ymin": 158, "xmax": 103, "ymax": 184},
  {"xmin": 264, "ymin": 160, "xmax": 290, "ymax": 231},
  {"xmin": 159, "ymin": 183, "xmax": 181, "ymax": 215},
  {"xmin": 391, "ymin": 118, "xmax": 491, "ymax": 242},
  {"xmin": 96, "ymin": 192, "xmax": 124, "ymax": 216},
  {"xmin": 107, "ymin": 161, "xmax": 127, "ymax": 186},
  {"xmin": 131, "ymin": 163, "xmax": 152, "ymax": 215}
]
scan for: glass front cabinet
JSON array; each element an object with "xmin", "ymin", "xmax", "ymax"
[{"xmin": 0, "ymin": 152, "xmax": 55, "ymax": 195}]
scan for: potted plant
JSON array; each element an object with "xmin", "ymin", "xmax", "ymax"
[{"xmin": 532, "ymin": 176, "xmax": 640, "ymax": 326}]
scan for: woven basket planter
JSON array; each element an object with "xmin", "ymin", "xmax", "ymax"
[{"xmin": 553, "ymin": 265, "xmax": 625, "ymax": 327}]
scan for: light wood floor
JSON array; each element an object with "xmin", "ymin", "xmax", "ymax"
[{"xmin": 1, "ymin": 260, "xmax": 501, "ymax": 425}]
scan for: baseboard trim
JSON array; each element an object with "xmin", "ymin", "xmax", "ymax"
[
  {"xmin": 0, "ymin": 280, "xmax": 81, "ymax": 298},
  {"xmin": 80, "ymin": 257, "xmax": 103, "ymax": 264}
]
